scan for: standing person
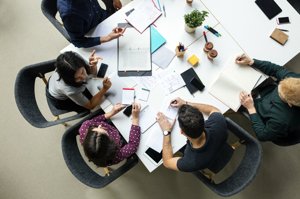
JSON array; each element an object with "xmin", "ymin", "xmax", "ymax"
[
  {"xmin": 236, "ymin": 55, "xmax": 300, "ymax": 142},
  {"xmin": 156, "ymin": 97, "xmax": 228, "ymax": 172},
  {"xmin": 80, "ymin": 102, "xmax": 141, "ymax": 167},
  {"xmin": 57, "ymin": 0, "xmax": 126, "ymax": 48},
  {"xmin": 46, "ymin": 50, "xmax": 111, "ymax": 112}
]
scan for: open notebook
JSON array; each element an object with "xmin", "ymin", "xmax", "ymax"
[{"xmin": 209, "ymin": 56, "xmax": 262, "ymax": 111}]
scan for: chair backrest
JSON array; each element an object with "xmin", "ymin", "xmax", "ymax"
[
  {"xmin": 192, "ymin": 117, "xmax": 262, "ymax": 197},
  {"xmin": 61, "ymin": 109, "xmax": 139, "ymax": 188},
  {"xmin": 41, "ymin": 0, "xmax": 70, "ymax": 42}
]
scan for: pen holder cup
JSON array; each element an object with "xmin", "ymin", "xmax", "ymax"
[{"xmin": 175, "ymin": 46, "xmax": 186, "ymax": 57}]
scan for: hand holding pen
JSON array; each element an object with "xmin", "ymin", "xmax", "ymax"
[
  {"xmin": 235, "ymin": 54, "xmax": 254, "ymax": 66},
  {"xmin": 170, "ymin": 97, "xmax": 185, "ymax": 108}
]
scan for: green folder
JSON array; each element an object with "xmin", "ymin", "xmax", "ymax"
[{"xmin": 151, "ymin": 25, "xmax": 166, "ymax": 54}]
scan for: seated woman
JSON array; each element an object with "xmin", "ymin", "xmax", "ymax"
[
  {"xmin": 46, "ymin": 50, "xmax": 111, "ymax": 112},
  {"xmin": 79, "ymin": 102, "xmax": 141, "ymax": 167}
]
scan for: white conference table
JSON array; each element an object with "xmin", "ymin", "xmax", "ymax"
[{"xmin": 61, "ymin": 0, "xmax": 299, "ymax": 172}]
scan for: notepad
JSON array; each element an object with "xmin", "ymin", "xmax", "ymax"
[
  {"xmin": 209, "ymin": 56, "xmax": 262, "ymax": 111},
  {"xmin": 139, "ymin": 88, "xmax": 150, "ymax": 101},
  {"xmin": 122, "ymin": 88, "xmax": 135, "ymax": 105},
  {"xmin": 188, "ymin": 54, "xmax": 199, "ymax": 66},
  {"xmin": 270, "ymin": 28, "xmax": 289, "ymax": 45}
]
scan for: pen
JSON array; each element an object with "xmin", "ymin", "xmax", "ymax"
[
  {"xmin": 157, "ymin": 0, "xmax": 161, "ymax": 11},
  {"xmin": 171, "ymin": 100, "xmax": 177, "ymax": 104},
  {"xmin": 238, "ymin": 53, "xmax": 245, "ymax": 61},
  {"xmin": 204, "ymin": 26, "xmax": 219, "ymax": 37},
  {"xmin": 203, "ymin": 31, "xmax": 208, "ymax": 43},
  {"xmin": 278, "ymin": 29, "xmax": 289, "ymax": 32},
  {"xmin": 163, "ymin": 4, "xmax": 166, "ymax": 17},
  {"xmin": 207, "ymin": 25, "xmax": 222, "ymax": 36}
]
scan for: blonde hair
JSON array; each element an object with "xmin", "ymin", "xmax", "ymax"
[{"xmin": 279, "ymin": 77, "xmax": 300, "ymax": 107}]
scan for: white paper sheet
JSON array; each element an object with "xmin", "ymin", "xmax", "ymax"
[
  {"xmin": 160, "ymin": 72, "xmax": 186, "ymax": 95},
  {"xmin": 152, "ymin": 46, "xmax": 175, "ymax": 69},
  {"xmin": 160, "ymin": 94, "xmax": 178, "ymax": 120},
  {"xmin": 105, "ymin": 72, "xmax": 129, "ymax": 106},
  {"xmin": 137, "ymin": 105, "xmax": 157, "ymax": 133},
  {"xmin": 130, "ymin": 70, "xmax": 159, "ymax": 90}
]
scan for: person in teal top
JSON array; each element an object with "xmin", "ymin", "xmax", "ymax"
[{"xmin": 235, "ymin": 54, "xmax": 300, "ymax": 142}]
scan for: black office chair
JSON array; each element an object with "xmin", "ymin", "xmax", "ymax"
[
  {"xmin": 41, "ymin": 0, "xmax": 71, "ymax": 42},
  {"xmin": 41, "ymin": 0, "xmax": 116, "ymax": 42},
  {"xmin": 192, "ymin": 117, "xmax": 262, "ymax": 197},
  {"xmin": 14, "ymin": 60, "xmax": 90, "ymax": 128},
  {"xmin": 61, "ymin": 109, "xmax": 139, "ymax": 188}
]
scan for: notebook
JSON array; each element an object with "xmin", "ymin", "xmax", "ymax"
[
  {"xmin": 151, "ymin": 25, "xmax": 166, "ymax": 53},
  {"xmin": 287, "ymin": 0, "xmax": 300, "ymax": 15},
  {"xmin": 180, "ymin": 68, "xmax": 203, "ymax": 94},
  {"xmin": 209, "ymin": 56, "xmax": 262, "ymax": 111},
  {"xmin": 255, "ymin": 0, "xmax": 282, "ymax": 19},
  {"xmin": 122, "ymin": 88, "xmax": 135, "ymax": 105},
  {"xmin": 270, "ymin": 28, "xmax": 289, "ymax": 45}
]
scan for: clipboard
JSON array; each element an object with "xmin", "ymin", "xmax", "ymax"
[{"xmin": 117, "ymin": 23, "xmax": 152, "ymax": 77}]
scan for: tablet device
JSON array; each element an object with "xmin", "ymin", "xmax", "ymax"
[
  {"xmin": 144, "ymin": 147, "xmax": 162, "ymax": 166},
  {"xmin": 255, "ymin": 0, "xmax": 282, "ymax": 20}
]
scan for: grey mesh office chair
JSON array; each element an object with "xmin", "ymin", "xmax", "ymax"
[
  {"xmin": 14, "ymin": 60, "xmax": 90, "ymax": 128},
  {"xmin": 192, "ymin": 117, "xmax": 263, "ymax": 197},
  {"xmin": 41, "ymin": 0, "xmax": 116, "ymax": 42},
  {"xmin": 61, "ymin": 109, "xmax": 139, "ymax": 188}
]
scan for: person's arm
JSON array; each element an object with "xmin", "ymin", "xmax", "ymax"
[
  {"xmin": 83, "ymin": 77, "xmax": 112, "ymax": 110},
  {"xmin": 100, "ymin": 26, "xmax": 127, "ymax": 44},
  {"xmin": 156, "ymin": 112, "xmax": 179, "ymax": 171},
  {"xmin": 235, "ymin": 54, "xmax": 297, "ymax": 81},
  {"xmin": 170, "ymin": 97, "xmax": 220, "ymax": 116},
  {"xmin": 112, "ymin": 103, "xmax": 141, "ymax": 164},
  {"xmin": 104, "ymin": 103, "xmax": 126, "ymax": 120}
]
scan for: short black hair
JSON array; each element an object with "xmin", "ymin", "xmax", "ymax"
[
  {"xmin": 83, "ymin": 126, "xmax": 118, "ymax": 167},
  {"xmin": 178, "ymin": 104, "xmax": 204, "ymax": 139},
  {"xmin": 55, "ymin": 51, "xmax": 90, "ymax": 88}
]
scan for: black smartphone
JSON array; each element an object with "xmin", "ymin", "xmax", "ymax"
[
  {"xmin": 97, "ymin": 63, "xmax": 108, "ymax": 78},
  {"xmin": 277, "ymin": 17, "xmax": 290, "ymax": 24},
  {"xmin": 145, "ymin": 147, "xmax": 162, "ymax": 164},
  {"xmin": 123, "ymin": 105, "xmax": 132, "ymax": 117},
  {"xmin": 190, "ymin": 77, "xmax": 205, "ymax": 91}
]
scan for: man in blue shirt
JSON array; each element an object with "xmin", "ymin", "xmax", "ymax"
[
  {"xmin": 57, "ymin": 0, "xmax": 125, "ymax": 48},
  {"xmin": 156, "ymin": 97, "xmax": 228, "ymax": 172}
]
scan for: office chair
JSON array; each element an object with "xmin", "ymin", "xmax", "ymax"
[
  {"xmin": 61, "ymin": 109, "xmax": 139, "ymax": 188},
  {"xmin": 14, "ymin": 60, "xmax": 90, "ymax": 128},
  {"xmin": 41, "ymin": 0, "xmax": 71, "ymax": 42},
  {"xmin": 192, "ymin": 117, "xmax": 262, "ymax": 197},
  {"xmin": 41, "ymin": 0, "xmax": 116, "ymax": 42}
]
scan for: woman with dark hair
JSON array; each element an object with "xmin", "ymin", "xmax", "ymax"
[
  {"xmin": 79, "ymin": 102, "xmax": 141, "ymax": 167},
  {"xmin": 46, "ymin": 50, "xmax": 111, "ymax": 112}
]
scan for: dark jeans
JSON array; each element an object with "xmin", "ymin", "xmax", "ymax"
[{"xmin": 45, "ymin": 84, "xmax": 92, "ymax": 113}]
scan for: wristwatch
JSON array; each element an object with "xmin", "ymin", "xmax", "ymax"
[{"xmin": 163, "ymin": 130, "xmax": 171, "ymax": 136}]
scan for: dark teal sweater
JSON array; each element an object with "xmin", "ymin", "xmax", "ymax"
[{"xmin": 250, "ymin": 59, "xmax": 300, "ymax": 142}]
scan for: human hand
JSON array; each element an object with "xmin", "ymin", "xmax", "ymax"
[
  {"xmin": 156, "ymin": 112, "xmax": 176, "ymax": 132},
  {"xmin": 239, "ymin": 91, "xmax": 256, "ymax": 114},
  {"xmin": 132, "ymin": 102, "xmax": 141, "ymax": 120},
  {"xmin": 89, "ymin": 50, "xmax": 103, "ymax": 74},
  {"xmin": 113, "ymin": 0, "xmax": 122, "ymax": 11},
  {"xmin": 235, "ymin": 54, "xmax": 254, "ymax": 66},
  {"xmin": 102, "ymin": 77, "xmax": 112, "ymax": 91},
  {"xmin": 111, "ymin": 103, "xmax": 126, "ymax": 115},
  {"xmin": 107, "ymin": 26, "xmax": 127, "ymax": 41},
  {"xmin": 170, "ymin": 97, "xmax": 185, "ymax": 108}
]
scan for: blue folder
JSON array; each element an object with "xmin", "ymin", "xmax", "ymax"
[{"xmin": 151, "ymin": 25, "xmax": 166, "ymax": 54}]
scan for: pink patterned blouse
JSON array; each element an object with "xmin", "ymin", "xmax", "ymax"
[{"xmin": 79, "ymin": 114, "xmax": 141, "ymax": 166}]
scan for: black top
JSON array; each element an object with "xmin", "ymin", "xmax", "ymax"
[{"xmin": 177, "ymin": 112, "xmax": 228, "ymax": 172}]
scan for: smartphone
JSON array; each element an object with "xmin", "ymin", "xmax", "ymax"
[
  {"xmin": 277, "ymin": 17, "xmax": 290, "ymax": 25},
  {"xmin": 144, "ymin": 147, "xmax": 162, "ymax": 166},
  {"xmin": 190, "ymin": 77, "xmax": 205, "ymax": 91},
  {"xmin": 123, "ymin": 105, "xmax": 132, "ymax": 117},
  {"xmin": 97, "ymin": 63, "xmax": 108, "ymax": 78}
]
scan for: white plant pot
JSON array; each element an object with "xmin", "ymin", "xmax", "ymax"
[{"xmin": 185, "ymin": 24, "xmax": 196, "ymax": 33}]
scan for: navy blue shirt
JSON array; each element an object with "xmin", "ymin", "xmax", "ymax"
[
  {"xmin": 177, "ymin": 112, "xmax": 228, "ymax": 172},
  {"xmin": 57, "ymin": 0, "xmax": 108, "ymax": 48}
]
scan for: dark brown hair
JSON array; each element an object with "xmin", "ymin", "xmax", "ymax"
[{"xmin": 83, "ymin": 126, "xmax": 118, "ymax": 167}]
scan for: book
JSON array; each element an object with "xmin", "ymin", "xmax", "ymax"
[
  {"xmin": 255, "ymin": 0, "xmax": 282, "ymax": 20},
  {"xmin": 150, "ymin": 25, "xmax": 166, "ymax": 53},
  {"xmin": 209, "ymin": 56, "xmax": 262, "ymax": 111},
  {"xmin": 125, "ymin": 0, "xmax": 162, "ymax": 34},
  {"xmin": 188, "ymin": 54, "xmax": 199, "ymax": 66},
  {"xmin": 270, "ymin": 28, "xmax": 289, "ymax": 45},
  {"xmin": 180, "ymin": 68, "xmax": 203, "ymax": 94}
]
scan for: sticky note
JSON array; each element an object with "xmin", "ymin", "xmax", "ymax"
[{"xmin": 188, "ymin": 54, "xmax": 199, "ymax": 66}]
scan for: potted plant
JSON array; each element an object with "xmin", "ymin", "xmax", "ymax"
[{"xmin": 184, "ymin": 9, "xmax": 209, "ymax": 33}]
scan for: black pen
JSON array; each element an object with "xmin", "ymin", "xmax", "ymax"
[
  {"xmin": 171, "ymin": 100, "xmax": 177, "ymax": 104},
  {"xmin": 278, "ymin": 29, "xmax": 289, "ymax": 32}
]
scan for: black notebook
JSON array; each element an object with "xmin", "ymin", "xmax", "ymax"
[
  {"xmin": 287, "ymin": 0, "xmax": 300, "ymax": 15},
  {"xmin": 255, "ymin": 0, "xmax": 282, "ymax": 19},
  {"xmin": 180, "ymin": 68, "xmax": 204, "ymax": 94}
]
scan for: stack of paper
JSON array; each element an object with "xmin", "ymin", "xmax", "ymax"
[{"xmin": 125, "ymin": 0, "xmax": 162, "ymax": 33}]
